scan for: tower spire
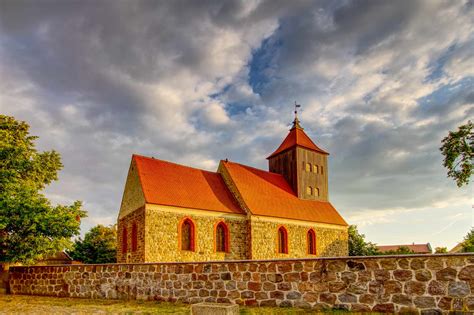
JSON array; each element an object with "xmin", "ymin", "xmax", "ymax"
[{"xmin": 292, "ymin": 101, "xmax": 303, "ymax": 130}]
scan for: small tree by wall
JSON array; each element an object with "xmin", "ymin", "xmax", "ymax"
[
  {"xmin": 348, "ymin": 225, "xmax": 379, "ymax": 256},
  {"xmin": 462, "ymin": 227, "xmax": 474, "ymax": 252},
  {"xmin": 69, "ymin": 225, "xmax": 117, "ymax": 264}
]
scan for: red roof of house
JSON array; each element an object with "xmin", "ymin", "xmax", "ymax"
[
  {"xmin": 267, "ymin": 125, "xmax": 329, "ymax": 159},
  {"xmin": 133, "ymin": 155, "xmax": 243, "ymax": 214},
  {"xmin": 377, "ymin": 243, "xmax": 432, "ymax": 254},
  {"xmin": 221, "ymin": 161, "xmax": 347, "ymax": 226}
]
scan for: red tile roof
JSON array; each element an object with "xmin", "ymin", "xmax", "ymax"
[
  {"xmin": 267, "ymin": 127, "xmax": 329, "ymax": 159},
  {"xmin": 221, "ymin": 161, "xmax": 347, "ymax": 226},
  {"xmin": 377, "ymin": 243, "xmax": 432, "ymax": 254},
  {"xmin": 133, "ymin": 155, "xmax": 243, "ymax": 214}
]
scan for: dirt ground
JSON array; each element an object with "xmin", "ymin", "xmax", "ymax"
[{"xmin": 0, "ymin": 295, "xmax": 347, "ymax": 314}]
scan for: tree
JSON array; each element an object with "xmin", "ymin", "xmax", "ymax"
[
  {"xmin": 440, "ymin": 121, "xmax": 473, "ymax": 187},
  {"xmin": 69, "ymin": 225, "xmax": 117, "ymax": 263},
  {"xmin": 461, "ymin": 227, "xmax": 474, "ymax": 252},
  {"xmin": 435, "ymin": 247, "xmax": 448, "ymax": 254},
  {"xmin": 0, "ymin": 115, "xmax": 86, "ymax": 264},
  {"xmin": 348, "ymin": 225, "xmax": 379, "ymax": 256}
]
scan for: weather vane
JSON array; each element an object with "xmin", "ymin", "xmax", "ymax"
[
  {"xmin": 291, "ymin": 101, "xmax": 303, "ymax": 129},
  {"xmin": 294, "ymin": 101, "xmax": 301, "ymax": 118}
]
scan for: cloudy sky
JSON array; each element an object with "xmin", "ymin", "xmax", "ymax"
[{"xmin": 1, "ymin": 0, "xmax": 472, "ymax": 250}]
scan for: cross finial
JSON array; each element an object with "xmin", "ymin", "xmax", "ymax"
[
  {"xmin": 291, "ymin": 101, "xmax": 303, "ymax": 130},
  {"xmin": 294, "ymin": 101, "xmax": 301, "ymax": 119}
]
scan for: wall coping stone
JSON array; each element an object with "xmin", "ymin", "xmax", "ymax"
[{"xmin": 8, "ymin": 253, "xmax": 472, "ymax": 271}]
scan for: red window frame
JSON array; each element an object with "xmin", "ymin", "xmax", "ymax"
[
  {"xmin": 214, "ymin": 221, "xmax": 230, "ymax": 253},
  {"xmin": 131, "ymin": 222, "xmax": 138, "ymax": 252},
  {"xmin": 122, "ymin": 227, "xmax": 128, "ymax": 254},
  {"xmin": 277, "ymin": 226, "xmax": 288, "ymax": 254},
  {"xmin": 178, "ymin": 217, "xmax": 196, "ymax": 251},
  {"xmin": 307, "ymin": 228, "xmax": 317, "ymax": 255}
]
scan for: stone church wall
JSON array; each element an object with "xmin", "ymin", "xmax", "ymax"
[
  {"xmin": 144, "ymin": 205, "xmax": 249, "ymax": 262},
  {"xmin": 117, "ymin": 206, "xmax": 146, "ymax": 263},
  {"xmin": 118, "ymin": 160, "xmax": 146, "ymax": 220},
  {"xmin": 250, "ymin": 216, "xmax": 348, "ymax": 260},
  {"xmin": 8, "ymin": 254, "xmax": 474, "ymax": 313}
]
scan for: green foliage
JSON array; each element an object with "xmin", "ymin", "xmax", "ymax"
[
  {"xmin": 379, "ymin": 246, "xmax": 416, "ymax": 255},
  {"xmin": 0, "ymin": 115, "xmax": 86, "ymax": 264},
  {"xmin": 69, "ymin": 225, "xmax": 117, "ymax": 264},
  {"xmin": 440, "ymin": 121, "xmax": 473, "ymax": 187},
  {"xmin": 461, "ymin": 227, "xmax": 474, "ymax": 252},
  {"xmin": 348, "ymin": 225, "xmax": 379, "ymax": 256},
  {"xmin": 435, "ymin": 247, "xmax": 448, "ymax": 254}
]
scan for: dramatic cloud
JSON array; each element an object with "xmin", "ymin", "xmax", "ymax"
[{"xmin": 0, "ymin": 0, "xmax": 472, "ymax": 248}]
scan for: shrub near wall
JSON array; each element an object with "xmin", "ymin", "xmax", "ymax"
[{"xmin": 8, "ymin": 254, "xmax": 474, "ymax": 313}]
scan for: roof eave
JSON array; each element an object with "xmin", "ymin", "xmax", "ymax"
[
  {"xmin": 251, "ymin": 213, "xmax": 348, "ymax": 227},
  {"xmin": 266, "ymin": 145, "xmax": 330, "ymax": 159}
]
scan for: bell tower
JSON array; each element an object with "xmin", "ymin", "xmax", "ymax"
[{"xmin": 267, "ymin": 109, "xmax": 329, "ymax": 201}]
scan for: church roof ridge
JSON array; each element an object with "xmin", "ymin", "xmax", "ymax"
[
  {"xmin": 221, "ymin": 160, "xmax": 348, "ymax": 226},
  {"xmin": 221, "ymin": 159, "xmax": 284, "ymax": 176},
  {"xmin": 132, "ymin": 154, "xmax": 244, "ymax": 214},
  {"xmin": 132, "ymin": 154, "xmax": 218, "ymax": 175}
]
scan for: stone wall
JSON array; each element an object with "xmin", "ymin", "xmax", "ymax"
[
  {"xmin": 250, "ymin": 216, "xmax": 348, "ymax": 259},
  {"xmin": 144, "ymin": 205, "xmax": 249, "ymax": 262},
  {"xmin": 9, "ymin": 254, "xmax": 474, "ymax": 313}
]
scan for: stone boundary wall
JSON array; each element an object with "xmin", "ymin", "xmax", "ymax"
[{"xmin": 8, "ymin": 254, "xmax": 474, "ymax": 313}]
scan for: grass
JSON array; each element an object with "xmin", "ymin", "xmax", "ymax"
[
  {"xmin": 0, "ymin": 295, "xmax": 189, "ymax": 314},
  {"xmin": 0, "ymin": 295, "xmax": 367, "ymax": 314}
]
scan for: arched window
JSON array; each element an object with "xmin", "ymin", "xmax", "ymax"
[
  {"xmin": 314, "ymin": 165, "xmax": 319, "ymax": 173},
  {"xmin": 180, "ymin": 218, "xmax": 195, "ymax": 251},
  {"xmin": 321, "ymin": 166, "xmax": 324, "ymax": 175},
  {"xmin": 215, "ymin": 222, "xmax": 229, "ymax": 253},
  {"xmin": 305, "ymin": 163, "xmax": 312, "ymax": 172},
  {"xmin": 277, "ymin": 226, "xmax": 288, "ymax": 254},
  {"xmin": 307, "ymin": 229, "xmax": 316, "ymax": 255},
  {"xmin": 122, "ymin": 227, "xmax": 128, "ymax": 254},
  {"xmin": 131, "ymin": 222, "xmax": 138, "ymax": 252},
  {"xmin": 316, "ymin": 187, "xmax": 320, "ymax": 197},
  {"xmin": 306, "ymin": 186, "xmax": 313, "ymax": 195}
]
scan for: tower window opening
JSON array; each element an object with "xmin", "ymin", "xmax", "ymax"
[
  {"xmin": 316, "ymin": 188, "xmax": 320, "ymax": 196},
  {"xmin": 314, "ymin": 165, "xmax": 319, "ymax": 173},
  {"xmin": 306, "ymin": 186, "xmax": 313, "ymax": 195},
  {"xmin": 305, "ymin": 163, "xmax": 312, "ymax": 172}
]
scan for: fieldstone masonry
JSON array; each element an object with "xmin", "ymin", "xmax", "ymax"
[{"xmin": 8, "ymin": 254, "xmax": 474, "ymax": 313}]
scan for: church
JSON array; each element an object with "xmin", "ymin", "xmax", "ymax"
[{"xmin": 116, "ymin": 114, "xmax": 348, "ymax": 263}]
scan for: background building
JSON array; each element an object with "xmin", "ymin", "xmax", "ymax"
[{"xmin": 377, "ymin": 243, "xmax": 432, "ymax": 254}]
